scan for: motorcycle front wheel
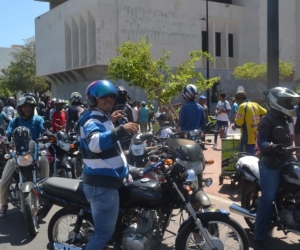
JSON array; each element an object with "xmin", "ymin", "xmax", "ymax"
[
  {"xmin": 22, "ymin": 191, "xmax": 39, "ymax": 237},
  {"xmin": 48, "ymin": 208, "xmax": 94, "ymax": 247},
  {"xmin": 176, "ymin": 214, "xmax": 249, "ymax": 250}
]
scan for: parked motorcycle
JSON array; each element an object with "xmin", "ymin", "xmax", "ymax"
[
  {"xmin": 0, "ymin": 127, "xmax": 12, "ymax": 178},
  {"xmin": 34, "ymin": 154, "xmax": 249, "ymax": 250},
  {"xmin": 7, "ymin": 127, "xmax": 47, "ymax": 236},
  {"xmin": 38, "ymin": 121, "xmax": 72, "ymax": 178},
  {"xmin": 230, "ymin": 126, "xmax": 300, "ymax": 237}
]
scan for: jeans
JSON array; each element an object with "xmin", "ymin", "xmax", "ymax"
[
  {"xmin": 83, "ymin": 185, "xmax": 119, "ymax": 250},
  {"xmin": 239, "ymin": 143, "xmax": 255, "ymax": 156},
  {"xmin": 0, "ymin": 156, "xmax": 49, "ymax": 205},
  {"xmin": 254, "ymin": 160, "xmax": 284, "ymax": 241},
  {"xmin": 214, "ymin": 120, "xmax": 228, "ymax": 144}
]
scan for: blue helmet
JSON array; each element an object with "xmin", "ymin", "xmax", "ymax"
[{"xmin": 86, "ymin": 80, "xmax": 117, "ymax": 107}]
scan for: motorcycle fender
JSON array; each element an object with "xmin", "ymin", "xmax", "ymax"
[
  {"xmin": 176, "ymin": 209, "xmax": 229, "ymax": 240},
  {"xmin": 21, "ymin": 182, "xmax": 35, "ymax": 193},
  {"xmin": 57, "ymin": 162, "xmax": 72, "ymax": 170}
]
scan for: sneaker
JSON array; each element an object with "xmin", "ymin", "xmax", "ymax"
[
  {"xmin": 254, "ymin": 240, "xmax": 267, "ymax": 250},
  {"xmin": 0, "ymin": 205, "xmax": 8, "ymax": 218}
]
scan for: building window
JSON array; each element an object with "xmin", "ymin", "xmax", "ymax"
[
  {"xmin": 202, "ymin": 31, "xmax": 207, "ymax": 52},
  {"xmin": 228, "ymin": 33, "xmax": 233, "ymax": 58},
  {"xmin": 215, "ymin": 32, "xmax": 221, "ymax": 57}
]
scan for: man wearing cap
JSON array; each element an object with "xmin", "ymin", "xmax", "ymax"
[
  {"xmin": 199, "ymin": 95, "xmax": 209, "ymax": 123},
  {"xmin": 233, "ymin": 91, "xmax": 267, "ymax": 155},
  {"xmin": 293, "ymin": 91, "xmax": 300, "ymax": 161}
]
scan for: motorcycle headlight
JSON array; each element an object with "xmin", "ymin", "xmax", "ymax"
[
  {"xmin": 58, "ymin": 140, "xmax": 70, "ymax": 151},
  {"xmin": 131, "ymin": 143, "xmax": 146, "ymax": 156},
  {"xmin": 185, "ymin": 169, "xmax": 198, "ymax": 190},
  {"xmin": 17, "ymin": 154, "xmax": 33, "ymax": 167}
]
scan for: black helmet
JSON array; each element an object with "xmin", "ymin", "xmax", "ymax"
[
  {"xmin": 157, "ymin": 112, "xmax": 167, "ymax": 122},
  {"xmin": 70, "ymin": 92, "xmax": 83, "ymax": 105},
  {"xmin": 38, "ymin": 101, "xmax": 45, "ymax": 109},
  {"xmin": 6, "ymin": 97, "xmax": 16, "ymax": 107},
  {"xmin": 16, "ymin": 96, "xmax": 36, "ymax": 118},
  {"xmin": 12, "ymin": 126, "xmax": 32, "ymax": 153},
  {"xmin": 116, "ymin": 86, "xmax": 128, "ymax": 104}
]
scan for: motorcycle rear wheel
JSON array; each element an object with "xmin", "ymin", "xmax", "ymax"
[
  {"xmin": 176, "ymin": 214, "xmax": 249, "ymax": 250},
  {"xmin": 48, "ymin": 208, "xmax": 94, "ymax": 247},
  {"xmin": 241, "ymin": 181, "xmax": 259, "ymax": 231},
  {"xmin": 22, "ymin": 191, "xmax": 39, "ymax": 237}
]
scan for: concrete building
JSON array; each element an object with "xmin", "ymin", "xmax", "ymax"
[{"xmin": 34, "ymin": 0, "xmax": 300, "ymax": 106}]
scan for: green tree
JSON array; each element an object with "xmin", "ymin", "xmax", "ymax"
[
  {"xmin": 0, "ymin": 41, "xmax": 50, "ymax": 99},
  {"xmin": 233, "ymin": 60, "xmax": 294, "ymax": 86},
  {"xmin": 107, "ymin": 37, "xmax": 220, "ymax": 105}
]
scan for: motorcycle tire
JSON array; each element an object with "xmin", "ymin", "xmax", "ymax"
[
  {"xmin": 48, "ymin": 208, "xmax": 94, "ymax": 246},
  {"xmin": 22, "ymin": 191, "xmax": 39, "ymax": 237},
  {"xmin": 241, "ymin": 180, "xmax": 259, "ymax": 231},
  {"xmin": 176, "ymin": 214, "xmax": 249, "ymax": 250},
  {"xmin": 56, "ymin": 166, "xmax": 72, "ymax": 179}
]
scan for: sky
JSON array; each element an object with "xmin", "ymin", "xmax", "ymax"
[{"xmin": 0, "ymin": 0, "xmax": 49, "ymax": 48}]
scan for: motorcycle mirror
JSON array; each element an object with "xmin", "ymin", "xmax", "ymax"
[
  {"xmin": 272, "ymin": 126, "xmax": 289, "ymax": 141},
  {"xmin": 43, "ymin": 121, "xmax": 52, "ymax": 129}
]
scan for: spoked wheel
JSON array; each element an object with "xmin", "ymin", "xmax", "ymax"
[
  {"xmin": 176, "ymin": 214, "xmax": 249, "ymax": 250},
  {"xmin": 48, "ymin": 208, "xmax": 94, "ymax": 247},
  {"xmin": 241, "ymin": 181, "xmax": 260, "ymax": 231},
  {"xmin": 22, "ymin": 191, "xmax": 39, "ymax": 237}
]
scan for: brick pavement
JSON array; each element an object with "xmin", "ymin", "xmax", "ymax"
[{"xmin": 202, "ymin": 135, "xmax": 241, "ymax": 202}]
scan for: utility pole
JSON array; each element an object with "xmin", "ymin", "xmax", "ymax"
[
  {"xmin": 267, "ymin": 0, "xmax": 279, "ymax": 89},
  {"xmin": 206, "ymin": 0, "xmax": 210, "ymax": 109}
]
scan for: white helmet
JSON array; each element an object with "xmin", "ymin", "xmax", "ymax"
[
  {"xmin": 182, "ymin": 84, "xmax": 198, "ymax": 100},
  {"xmin": 267, "ymin": 87, "xmax": 299, "ymax": 117}
]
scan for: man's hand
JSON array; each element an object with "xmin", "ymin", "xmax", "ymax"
[
  {"xmin": 269, "ymin": 144, "xmax": 286, "ymax": 153},
  {"xmin": 123, "ymin": 122, "xmax": 138, "ymax": 134},
  {"xmin": 111, "ymin": 110, "xmax": 123, "ymax": 124}
]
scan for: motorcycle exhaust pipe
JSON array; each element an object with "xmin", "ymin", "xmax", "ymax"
[{"xmin": 229, "ymin": 203, "xmax": 256, "ymax": 220}]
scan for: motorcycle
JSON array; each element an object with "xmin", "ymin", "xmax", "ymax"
[
  {"xmin": 0, "ymin": 127, "xmax": 12, "ymax": 178},
  {"xmin": 37, "ymin": 121, "xmax": 73, "ymax": 178},
  {"xmin": 68, "ymin": 131, "xmax": 83, "ymax": 179},
  {"xmin": 230, "ymin": 126, "xmax": 300, "ymax": 237},
  {"xmin": 6, "ymin": 129, "xmax": 47, "ymax": 236},
  {"xmin": 33, "ymin": 152, "xmax": 249, "ymax": 250}
]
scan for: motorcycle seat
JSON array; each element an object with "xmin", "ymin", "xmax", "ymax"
[{"xmin": 43, "ymin": 177, "xmax": 89, "ymax": 205}]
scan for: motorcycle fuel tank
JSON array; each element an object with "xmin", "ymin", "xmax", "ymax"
[
  {"xmin": 281, "ymin": 163, "xmax": 300, "ymax": 186},
  {"xmin": 119, "ymin": 178, "xmax": 163, "ymax": 209}
]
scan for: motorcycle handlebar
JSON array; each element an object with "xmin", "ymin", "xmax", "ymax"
[
  {"xmin": 283, "ymin": 146, "xmax": 300, "ymax": 153},
  {"xmin": 138, "ymin": 161, "xmax": 163, "ymax": 176}
]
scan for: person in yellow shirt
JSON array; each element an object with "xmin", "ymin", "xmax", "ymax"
[{"xmin": 233, "ymin": 91, "xmax": 267, "ymax": 155}]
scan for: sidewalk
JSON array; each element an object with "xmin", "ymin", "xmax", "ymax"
[{"xmin": 202, "ymin": 134, "xmax": 241, "ymax": 202}]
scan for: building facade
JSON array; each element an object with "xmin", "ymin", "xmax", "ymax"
[{"xmin": 35, "ymin": 0, "xmax": 300, "ymax": 106}]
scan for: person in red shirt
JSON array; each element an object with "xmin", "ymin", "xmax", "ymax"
[{"xmin": 51, "ymin": 99, "xmax": 66, "ymax": 131}]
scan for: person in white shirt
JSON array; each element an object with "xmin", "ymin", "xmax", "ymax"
[
  {"xmin": 157, "ymin": 112, "xmax": 174, "ymax": 139},
  {"xmin": 132, "ymin": 101, "xmax": 139, "ymax": 123},
  {"xmin": 212, "ymin": 93, "xmax": 230, "ymax": 149}
]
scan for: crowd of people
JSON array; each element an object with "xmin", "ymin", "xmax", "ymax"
[{"xmin": 0, "ymin": 81, "xmax": 299, "ymax": 250}]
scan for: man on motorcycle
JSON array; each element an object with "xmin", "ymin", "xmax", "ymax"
[
  {"xmin": 0, "ymin": 95, "xmax": 49, "ymax": 217},
  {"xmin": 179, "ymin": 84, "xmax": 206, "ymax": 131},
  {"xmin": 0, "ymin": 100, "xmax": 12, "ymax": 126},
  {"xmin": 254, "ymin": 87, "xmax": 299, "ymax": 250},
  {"xmin": 65, "ymin": 92, "xmax": 85, "ymax": 133},
  {"xmin": 78, "ymin": 80, "xmax": 138, "ymax": 250},
  {"xmin": 2, "ymin": 97, "xmax": 16, "ymax": 130},
  {"xmin": 51, "ymin": 99, "xmax": 66, "ymax": 132}
]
